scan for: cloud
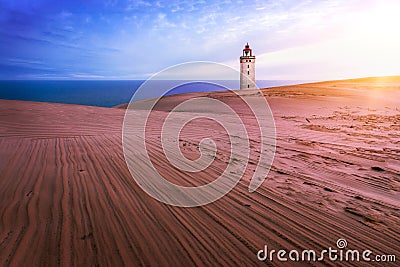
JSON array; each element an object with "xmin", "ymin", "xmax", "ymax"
[
  {"xmin": 4, "ymin": 58, "xmax": 51, "ymax": 69},
  {"xmin": 153, "ymin": 13, "xmax": 177, "ymax": 29},
  {"xmin": 59, "ymin": 10, "xmax": 72, "ymax": 19},
  {"xmin": 1, "ymin": 0, "xmax": 399, "ymax": 80},
  {"xmin": 125, "ymin": 0, "xmax": 152, "ymax": 11}
]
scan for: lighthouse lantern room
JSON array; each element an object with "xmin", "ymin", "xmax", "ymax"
[{"xmin": 240, "ymin": 43, "xmax": 256, "ymax": 90}]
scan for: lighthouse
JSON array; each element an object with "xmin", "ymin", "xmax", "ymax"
[{"xmin": 240, "ymin": 43, "xmax": 256, "ymax": 90}]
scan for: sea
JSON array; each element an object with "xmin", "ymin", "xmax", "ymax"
[{"xmin": 0, "ymin": 80, "xmax": 309, "ymax": 108}]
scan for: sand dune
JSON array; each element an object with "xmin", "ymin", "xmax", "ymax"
[{"xmin": 1, "ymin": 78, "xmax": 399, "ymax": 266}]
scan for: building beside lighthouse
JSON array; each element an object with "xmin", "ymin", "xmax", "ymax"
[{"xmin": 240, "ymin": 43, "xmax": 256, "ymax": 89}]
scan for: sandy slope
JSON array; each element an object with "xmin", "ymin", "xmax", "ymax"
[{"xmin": 0, "ymin": 77, "xmax": 399, "ymax": 266}]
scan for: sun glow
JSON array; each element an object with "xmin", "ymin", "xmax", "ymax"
[
  {"xmin": 349, "ymin": 3, "xmax": 400, "ymax": 51},
  {"xmin": 254, "ymin": 1, "xmax": 400, "ymax": 80}
]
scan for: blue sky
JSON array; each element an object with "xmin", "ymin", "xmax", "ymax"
[{"xmin": 1, "ymin": 0, "xmax": 399, "ymax": 80}]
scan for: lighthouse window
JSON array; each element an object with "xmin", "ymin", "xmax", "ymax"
[
  {"xmin": 248, "ymin": 84, "xmax": 250, "ymax": 88},
  {"xmin": 247, "ymin": 71, "xmax": 249, "ymax": 75},
  {"xmin": 249, "ymin": 60, "xmax": 251, "ymax": 62},
  {"xmin": 248, "ymin": 65, "xmax": 249, "ymax": 68}
]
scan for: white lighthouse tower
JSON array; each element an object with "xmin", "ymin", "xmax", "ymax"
[{"xmin": 240, "ymin": 43, "xmax": 256, "ymax": 90}]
